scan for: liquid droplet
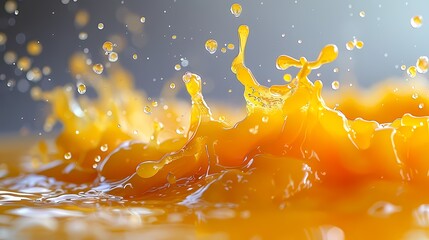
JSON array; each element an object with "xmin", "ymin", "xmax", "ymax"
[
  {"xmin": 416, "ymin": 56, "xmax": 428, "ymax": 74},
  {"xmin": 407, "ymin": 66, "xmax": 417, "ymax": 78},
  {"xmin": 102, "ymin": 41, "xmax": 114, "ymax": 53},
  {"xmin": 100, "ymin": 144, "xmax": 108, "ymax": 152},
  {"xmin": 262, "ymin": 116, "xmax": 269, "ymax": 123},
  {"xmin": 283, "ymin": 74, "xmax": 292, "ymax": 82},
  {"xmin": 176, "ymin": 127, "xmax": 185, "ymax": 135},
  {"xmin": 170, "ymin": 83, "xmax": 176, "ymax": 89},
  {"xmin": 332, "ymin": 81, "xmax": 340, "ymax": 90},
  {"xmin": 205, "ymin": 39, "xmax": 218, "ymax": 54},
  {"xmin": 108, "ymin": 52, "xmax": 118, "ymax": 62},
  {"xmin": 144, "ymin": 105, "xmax": 152, "ymax": 114},
  {"xmin": 132, "ymin": 53, "xmax": 138, "ymax": 60},
  {"xmin": 78, "ymin": 32, "xmax": 88, "ymax": 40},
  {"xmin": 346, "ymin": 41, "xmax": 355, "ymax": 51},
  {"xmin": 230, "ymin": 3, "xmax": 242, "ymax": 17},
  {"xmin": 140, "ymin": 16, "xmax": 146, "ymax": 23},
  {"xmin": 411, "ymin": 15, "xmax": 423, "ymax": 28},
  {"xmin": 77, "ymin": 83, "xmax": 86, "ymax": 94},
  {"xmin": 355, "ymin": 40, "xmax": 364, "ymax": 49},
  {"xmin": 359, "ymin": 11, "xmax": 366, "ymax": 17},
  {"xmin": 97, "ymin": 23, "xmax": 104, "ymax": 30},
  {"xmin": 227, "ymin": 43, "xmax": 235, "ymax": 50},
  {"xmin": 64, "ymin": 152, "xmax": 72, "ymax": 160},
  {"xmin": 174, "ymin": 64, "xmax": 181, "ymax": 71},
  {"xmin": 93, "ymin": 64, "xmax": 104, "ymax": 74}
]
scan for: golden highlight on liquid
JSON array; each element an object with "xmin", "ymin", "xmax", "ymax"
[{"xmin": 3, "ymin": 4, "xmax": 429, "ymax": 239}]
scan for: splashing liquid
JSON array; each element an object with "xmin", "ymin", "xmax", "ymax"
[{"xmin": 3, "ymin": 24, "xmax": 429, "ymax": 239}]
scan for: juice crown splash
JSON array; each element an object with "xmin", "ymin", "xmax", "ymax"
[{"xmin": 28, "ymin": 22, "xmax": 429, "ymax": 202}]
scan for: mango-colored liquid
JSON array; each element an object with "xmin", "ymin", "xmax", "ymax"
[{"xmin": 2, "ymin": 24, "xmax": 429, "ymax": 239}]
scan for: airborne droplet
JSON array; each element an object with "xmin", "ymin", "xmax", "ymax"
[
  {"xmin": 411, "ymin": 15, "xmax": 423, "ymax": 28},
  {"xmin": 416, "ymin": 56, "xmax": 428, "ymax": 74},
  {"xmin": 230, "ymin": 3, "xmax": 242, "ymax": 17},
  {"xmin": 205, "ymin": 39, "xmax": 218, "ymax": 54}
]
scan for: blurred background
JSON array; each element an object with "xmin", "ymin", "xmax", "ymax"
[{"xmin": 0, "ymin": 0, "xmax": 428, "ymax": 133}]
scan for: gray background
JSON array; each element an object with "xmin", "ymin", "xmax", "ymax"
[{"xmin": 0, "ymin": 0, "xmax": 428, "ymax": 133}]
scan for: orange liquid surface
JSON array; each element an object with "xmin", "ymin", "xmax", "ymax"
[{"xmin": 2, "ymin": 25, "xmax": 429, "ymax": 240}]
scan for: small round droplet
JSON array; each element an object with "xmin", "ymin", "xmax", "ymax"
[
  {"xmin": 100, "ymin": 144, "xmax": 108, "ymax": 152},
  {"xmin": 132, "ymin": 53, "xmax": 138, "ymax": 60},
  {"xmin": 140, "ymin": 16, "xmax": 146, "ymax": 23},
  {"xmin": 102, "ymin": 41, "xmax": 114, "ymax": 53},
  {"xmin": 77, "ymin": 83, "xmax": 86, "ymax": 94},
  {"xmin": 64, "ymin": 152, "xmax": 72, "ymax": 160},
  {"xmin": 283, "ymin": 74, "xmax": 292, "ymax": 82},
  {"xmin": 262, "ymin": 116, "xmax": 269, "ymax": 123},
  {"xmin": 97, "ymin": 23, "xmax": 104, "ymax": 30},
  {"xmin": 205, "ymin": 39, "xmax": 218, "ymax": 54},
  {"xmin": 180, "ymin": 58, "xmax": 189, "ymax": 67},
  {"xmin": 416, "ymin": 56, "xmax": 428, "ymax": 74},
  {"xmin": 401, "ymin": 65, "xmax": 407, "ymax": 71},
  {"xmin": 227, "ymin": 43, "xmax": 235, "ymax": 50},
  {"xmin": 346, "ymin": 41, "xmax": 355, "ymax": 51},
  {"xmin": 355, "ymin": 40, "xmax": 364, "ymax": 49},
  {"xmin": 170, "ymin": 83, "xmax": 176, "ymax": 89},
  {"xmin": 419, "ymin": 103, "xmax": 425, "ymax": 109},
  {"xmin": 230, "ymin": 3, "xmax": 242, "ymax": 17},
  {"xmin": 411, "ymin": 15, "xmax": 423, "ymax": 28},
  {"xmin": 108, "ymin": 52, "xmax": 118, "ymax": 62},
  {"xmin": 174, "ymin": 64, "xmax": 181, "ymax": 71},
  {"xmin": 78, "ymin": 32, "xmax": 88, "ymax": 40},
  {"xmin": 221, "ymin": 47, "xmax": 227, "ymax": 53},
  {"xmin": 171, "ymin": 35, "xmax": 177, "ymax": 40},
  {"xmin": 407, "ymin": 66, "xmax": 417, "ymax": 78},
  {"xmin": 151, "ymin": 101, "xmax": 158, "ymax": 107},
  {"xmin": 93, "ymin": 64, "xmax": 104, "ymax": 74},
  {"xmin": 412, "ymin": 93, "xmax": 419, "ymax": 99},
  {"xmin": 331, "ymin": 81, "xmax": 340, "ymax": 90},
  {"xmin": 176, "ymin": 127, "xmax": 185, "ymax": 135},
  {"xmin": 359, "ymin": 11, "xmax": 366, "ymax": 17},
  {"xmin": 333, "ymin": 68, "xmax": 339, "ymax": 73},
  {"xmin": 144, "ymin": 105, "xmax": 152, "ymax": 114}
]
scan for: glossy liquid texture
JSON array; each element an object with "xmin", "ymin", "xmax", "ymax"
[{"xmin": 2, "ymin": 24, "xmax": 429, "ymax": 239}]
